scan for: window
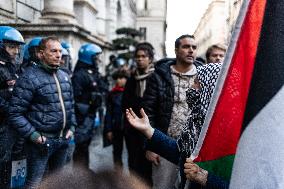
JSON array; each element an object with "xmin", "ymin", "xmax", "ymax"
[{"xmin": 139, "ymin": 27, "xmax": 147, "ymax": 40}]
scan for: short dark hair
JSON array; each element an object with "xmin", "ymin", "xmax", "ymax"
[
  {"xmin": 205, "ymin": 44, "xmax": 227, "ymax": 62},
  {"xmin": 38, "ymin": 36, "xmax": 60, "ymax": 51},
  {"xmin": 112, "ymin": 69, "xmax": 130, "ymax": 80},
  {"xmin": 175, "ymin": 34, "xmax": 195, "ymax": 48},
  {"xmin": 134, "ymin": 42, "xmax": 155, "ymax": 60}
]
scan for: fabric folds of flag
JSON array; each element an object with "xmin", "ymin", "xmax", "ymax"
[
  {"xmin": 230, "ymin": 0, "xmax": 284, "ymax": 188},
  {"xmin": 190, "ymin": 0, "xmax": 267, "ymax": 181}
]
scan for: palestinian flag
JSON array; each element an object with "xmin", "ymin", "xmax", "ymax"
[
  {"xmin": 229, "ymin": 0, "xmax": 284, "ymax": 187},
  {"xmin": 190, "ymin": 0, "xmax": 271, "ymax": 182}
]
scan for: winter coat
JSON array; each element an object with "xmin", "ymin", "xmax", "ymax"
[
  {"xmin": 104, "ymin": 85, "xmax": 124, "ymax": 133},
  {"xmin": 142, "ymin": 58, "xmax": 203, "ymax": 134},
  {"xmin": 142, "ymin": 58, "xmax": 175, "ymax": 134},
  {"xmin": 122, "ymin": 74, "xmax": 143, "ymax": 118},
  {"xmin": 121, "ymin": 66, "xmax": 154, "ymax": 149},
  {"xmin": 8, "ymin": 63, "xmax": 77, "ymax": 139},
  {"xmin": 72, "ymin": 62, "xmax": 108, "ymax": 122},
  {"xmin": 122, "ymin": 67, "xmax": 153, "ymax": 131},
  {"xmin": 0, "ymin": 47, "xmax": 21, "ymax": 123},
  {"xmin": 0, "ymin": 47, "xmax": 24, "ymax": 162},
  {"xmin": 72, "ymin": 62, "xmax": 108, "ymax": 143}
]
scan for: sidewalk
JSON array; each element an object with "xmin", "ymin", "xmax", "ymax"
[{"xmin": 89, "ymin": 127, "xmax": 129, "ymax": 174}]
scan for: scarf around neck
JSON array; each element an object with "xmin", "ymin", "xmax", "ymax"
[
  {"xmin": 177, "ymin": 63, "xmax": 222, "ymax": 157},
  {"xmin": 134, "ymin": 64, "xmax": 155, "ymax": 97}
]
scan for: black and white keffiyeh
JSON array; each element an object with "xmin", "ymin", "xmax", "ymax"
[{"xmin": 177, "ymin": 63, "xmax": 222, "ymax": 157}]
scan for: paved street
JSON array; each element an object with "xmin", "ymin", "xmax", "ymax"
[{"xmin": 89, "ymin": 127, "xmax": 129, "ymax": 174}]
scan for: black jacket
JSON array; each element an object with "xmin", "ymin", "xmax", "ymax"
[
  {"xmin": 122, "ymin": 68, "xmax": 154, "ymax": 147},
  {"xmin": 72, "ymin": 62, "xmax": 108, "ymax": 142},
  {"xmin": 104, "ymin": 86, "xmax": 124, "ymax": 133},
  {"xmin": 142, "ymin": 58, "xmax": 175, "ymax": 133},
  {"xmin": 0, "ymin": 47, "xmax": 21, "ymax": 124},
  {"xmin": 142, "ymin": 58, "xmax": 202, "ymax": 133},
  {"xmin": 8, "ymin": 63, "xmax": 77, "ymax": 138},
  {"xmin": 122, "ymin": 74, "xmax": 143, "ymax": 117},
  {"xmin": 72, "ymin": 62, "xmax": 107, "ymax": 120}
]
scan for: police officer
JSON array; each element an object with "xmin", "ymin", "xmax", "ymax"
[
  {"xmin": 72, "ymin": 43, "xmax": 107, "ymax": 168},
  {"xmin": 0, "ymin": 26, "xmax": 25, "ymax": 188},
  {"xmin": 61, "ymin": 41, "xmax": 73, "ymax": 74},
  {"xmin": 60, "ymin": 47, "xmax": 73, "ymax": 75},
  {"xmin": 22, "ymin": 36, "xmax": 42, "ymax": 68}
]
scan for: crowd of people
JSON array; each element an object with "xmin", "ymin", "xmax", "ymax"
[{"xmin": 0, "ymin": 25, "xmax": 228, "ymax": 189}]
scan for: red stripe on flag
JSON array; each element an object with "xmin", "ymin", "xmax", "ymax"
[{"xmin": 195, "ymin": 0, "xmax": 266, "ymax": 162}]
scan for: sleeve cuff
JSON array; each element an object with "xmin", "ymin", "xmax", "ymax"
[
  {"xmin": 70, "ymin": 125, "xmax": 75, "ymax": 133},
  {"xmin": 29, "ymin": 131, "xmax": 41, "ymax": 142}
]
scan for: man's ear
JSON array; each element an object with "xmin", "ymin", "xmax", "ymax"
[{"xmin": 174, "ymin": 48, "xmax": 178, "ymax": 55}]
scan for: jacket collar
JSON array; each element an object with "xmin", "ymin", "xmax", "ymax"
[
  {"xmin": 37, "ymin": 61, "xmax": 59, "ymax": 74},
  {"xmin": 154, "ymin": 58, "xmax": 176, "ymax": 83}
]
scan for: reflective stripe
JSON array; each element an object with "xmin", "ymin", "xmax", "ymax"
[{"xmin": 53, "ymin": 73, "xmax": 66, "ymax": 137}]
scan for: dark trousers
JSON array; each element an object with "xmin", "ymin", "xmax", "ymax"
[
  {"xmin": 73, "ymin": 138, "xmax": 92, "ymax": 169},
  {"xmin": 65, "ymin": 138, "xmax": 75, "ymax": 163},
  {"xmin": 0, "ymin": 124, "xmax": 20, "ymax": 189},
  {"xmin": 25, "ymin": 137, "xmax": 69, "ymax": 188},
  {"xmin": 112, "ymin": 130, "xmax": 124, "ymax": 167},
  {"xmin": 125, "ymin": 128, "xmax": 152, "ymax": 186}
]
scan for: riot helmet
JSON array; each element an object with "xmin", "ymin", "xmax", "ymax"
[
  {"xmin": 0, "ymin": 26, "xmax": 25, "ymax": 44},
  {"xmin": 60, "ymin": 47, "xmax": 71, "ymax": 69},
  {"xmin": 27, "ymin": 37, "xmax": 42, "ymax": 62},
  {"xmin": 61, "ymin": 41, "xmax": 72, "ymax": 51},
  {"xmin": 78, "ymin": 43, "xmax": 102, "ymax": 65},
  {"xmin": 114, "ymin": 58, "xmax": 127, "ymax": 68},
  {"xmin": 0, "ymin": 26, "xmax": 25, "ymax": 63}
]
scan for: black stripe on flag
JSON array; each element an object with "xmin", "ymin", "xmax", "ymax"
[{"xmin": 243, "ymin": 0, "xmax": 284, "ymax": 129}]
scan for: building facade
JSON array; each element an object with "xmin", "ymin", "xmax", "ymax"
[
  {"xmin": 0, "ymin": 0, "xmax": 167, "ymax": 72},
  {"xmin": 226, "ymin": 0, "xmax": 243, "ymax": 41},
  {"xmin": 193, "ymin": 0, "xmax": 243, "ymax": 58},
  {"xmin": 193, "ymin": 0, "xmax": 227, "ymax": 58},
  {"xmin": 136, "ymin": 0, "xmax": 167, "ymax": 59},
  {"xmin": 0, "ymin": 0, "xmax": 137, "ymax": 73}
]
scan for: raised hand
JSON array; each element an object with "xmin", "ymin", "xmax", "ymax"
[{"xmin": 126, "ymin": 108, "xmax": 154, "ymax": 139}]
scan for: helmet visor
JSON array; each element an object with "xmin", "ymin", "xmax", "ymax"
[
  {"xmin": 3, "ymin": 42, "xmax": 24, "ymax": 64},
  {"xmin": 92, "ymin": 53, "xmax": 102, "ymax": 64}
]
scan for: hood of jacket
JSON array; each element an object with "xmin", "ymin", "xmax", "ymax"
[{"xmin": 154, "ymin": 58, "xmax": 176, "ymax": 84}]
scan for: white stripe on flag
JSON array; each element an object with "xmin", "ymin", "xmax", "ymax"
[{"xmin": 230, "ymin": 86, "xmax": 284, "ymax": 189}]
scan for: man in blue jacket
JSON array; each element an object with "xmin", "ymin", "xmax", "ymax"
[{"xmin": 8, "ymin": 36, "xmax": 77, "ymax": 188}]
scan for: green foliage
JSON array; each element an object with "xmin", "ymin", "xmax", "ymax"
[
  {"xmin": 112, "ymin": 37, "xmax": 138, "ymax": 50},
  {"xmin": 117, "ymin": 52, "xmax": 133, "ymax": 60},
  {"xmin": 112, "ymin": 27, "xmax": 140, "ymax": 61},
  {"xmin": 116, "ymin": 27, "xmax": 142, "ymax": 37}
]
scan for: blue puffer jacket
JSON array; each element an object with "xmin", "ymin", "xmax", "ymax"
[{"xmin": 8, "ymin": 63, "xmax": 77, "ymax": 139}]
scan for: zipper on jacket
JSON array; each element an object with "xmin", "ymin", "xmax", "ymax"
[{"xmin": 53, "ymin": 73, "xmax": 67, "ymax": 137}]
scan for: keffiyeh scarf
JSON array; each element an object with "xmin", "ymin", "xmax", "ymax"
[{"xmin": 177, "ymin": 63, "xmax": 222, "ymax": 157}]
